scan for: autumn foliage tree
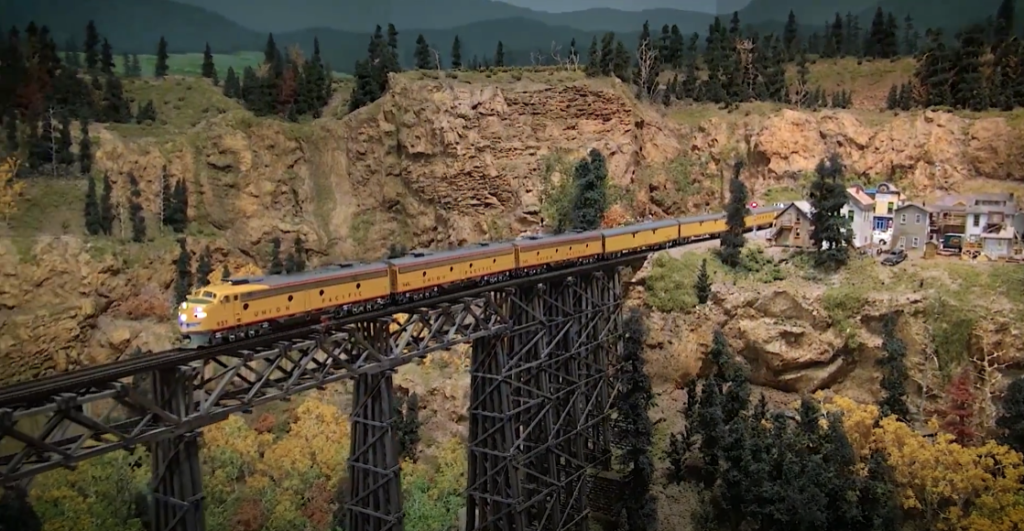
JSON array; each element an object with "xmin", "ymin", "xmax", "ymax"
[{"xmin": 936, "ymin": 368, "xmax": 979, "ymax": 446}]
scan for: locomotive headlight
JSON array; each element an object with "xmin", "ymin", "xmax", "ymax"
[
  {"xmin": 179, "ymin": 313, "xmax": 187, "ymax": 323},
  {"xmin": 193, "ymin": 307, "xmax": 207, "ymax": 319},
  {"xmin": 181, "ymin": 302, "xmax": 188, "ymax": 310}
]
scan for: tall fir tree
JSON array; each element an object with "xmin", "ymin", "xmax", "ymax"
[
  {"xmin": 720, "ymin": 161, "xmax": 749, "ymax": 268},
  {"xmin": 809, "ymin": 153, "xmax": 853, "ymax": 269},
  {"xmin": 127, "ymin": 173, "xmax": 146, "ymax": 242},
  {"xmin": 450, "ymin": 35, "xmax": 462, "ymax": 70},
  {"xmin": 79, "ymin": 118, "xmax": 94, "ymax": 176},
  {"xmin": 201, "ymin": 43, "xmax": 216, "ymax": 79},
  {"xmin": 878, "ymin": 312, "xmax": 910, "ymax": 422},
  {"xmin": 267, "ymin": 237, "xmax": 284, "ymax": 274},
  {"xmin": 414, "ymin": 35, "xmax": 432, "ymax": 69},
  {"xmin": 494, "ymin": 41, "xmax": 505, "ymax": 67},
  {"xmin": 195, "ymin": 246, "xmax": 214, "ymax": 288},
  {"xmin": 154, "ymin": 36, "xmax": 169, "ymax": 77},
  {"xmin": 99, "ymin": 173, "xmax": 114, "ymax": 235},
  {"xmin": 783, "ymin": 10, "xmax": 800, "ymax": 59},
  {"xmin": 83, "ymin": 176, "xmax": 102, "ymax": 235},
  {"xmin": 614, "ymin": 309, "xmax": 658, "ymax": 531},
  {"xmin": 99, "ymin": 38, "xmax": 114, "ymax": 75},
  {"xmin": 83, "ymin": 20, "xmax": 100, "ymax": 71},
  {"xmin": 694, "ymin": 258, "xmax": 711, "ymax": 304},
  {"xmin": 568, "ymin": 149, "xmax": 609, "ymax": 232}
]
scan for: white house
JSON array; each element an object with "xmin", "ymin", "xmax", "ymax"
[{"xmin": 841, "ymin": 186, "xmax": 875, "ymax": 248}]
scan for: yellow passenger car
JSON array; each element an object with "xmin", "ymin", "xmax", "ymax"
[
  {"xmin": 178, "ymin": 263, "xmax": 391, "ymax": 347},
  {"xmin": 386, "ymin": 242, "xmax": 518, "ymax": 298},
  {"xmin": 745, "ymin": 206, "xmax": 783, "ymax": 230},
  {"xmin": 679, "ymin": 213, "xmax": 727, "ymax": 241},
  {"xmin": 514, "ymin": 231, "xmax": 604, "ymax": 269},
  {"xmin": 601, "ymin": 219, "xmax": 681, "ymax": 255}
]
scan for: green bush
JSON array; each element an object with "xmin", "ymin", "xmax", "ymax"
[
  {"xmin": 822, "ymin": 284, "xmax": 866, "ymax": 348},
  {"xmin": 646, "ymin": 253, "xmax": 721, "ymax": 312},
  {"xmin": 925, "ymin": 295, "xmax": 975, "ymax": 374}
]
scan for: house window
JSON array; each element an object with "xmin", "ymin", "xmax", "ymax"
[
  {"xmin": 887, "ymin": 202, "xmax": 895, "ymax": 214},
  {"xmin": 863, "ymin": 212, "xmax": 870, "ymax": 221},
  {"xmin": 899, "ymin": 213, "xmax": 907, "ymax": 224},
  {"xmin": 912, "ymin": 237, "xmax": 920, "ymax": 248},
  {"xmin": 915, "ymin": 213, "xmax": 922, "ymax": 224},
  {"xmin": 972, "ymin": 214, "xmax": 981, "ymax": 227},
  {"xmin": 846, "ymin": 210, "xmax": 854, "ymax": 221}
]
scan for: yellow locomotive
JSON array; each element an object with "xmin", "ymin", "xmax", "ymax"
[{"xmin": 178, "ymin": 205, "xmax": 784, "ymax": 347}]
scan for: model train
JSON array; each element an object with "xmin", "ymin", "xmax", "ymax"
[{"xmin": 177, "ymin": 206, "xmax": 783, "ymax": 347}]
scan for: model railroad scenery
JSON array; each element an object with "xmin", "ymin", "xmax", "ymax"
[
  {"xmin": 7, "ymin": 0, "xmax": 1024, "ymax": 530},
  {"xmin": 179, "ymin": 208, "xmax": 778, "ymax": 346}
]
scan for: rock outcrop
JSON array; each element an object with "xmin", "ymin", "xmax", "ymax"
[{"xmin": 4, "ymin": 73, "xmax": 1024, "ymax": 385}]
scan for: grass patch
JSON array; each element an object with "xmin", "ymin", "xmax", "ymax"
[
  {"xmin": 821, "ymin": 283, "xmax": 867, "ymax": 348},
  {"xmin": 111, "ymin": 77, "xmax": 243, "ymax": 137},
  {"xmin": 6, "ymin": 177, "xmax": 88, "ymax": 257},
  {"xmin": 348, "ymin": 211, "xmax": 377, "ymax": 250},
  {"xmin": 646, "ymin": 246, "xmax": 787, "ymax": 313}
]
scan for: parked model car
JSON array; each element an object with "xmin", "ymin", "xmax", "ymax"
[{"xmin": 881, "ymin": 248, "xmax": 907, "ymax": 266}]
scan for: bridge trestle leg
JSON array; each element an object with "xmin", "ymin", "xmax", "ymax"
[
  {"xmin": 149, "ymin": 366, "xmax": 205, "ymax": 531},
  {"xmin": 466, "ymin": 290, "xmax": 525, "ymax": 531},
  {"xmin": 346, "ymin": 320, "xmax": 404, "ymax": 531}
]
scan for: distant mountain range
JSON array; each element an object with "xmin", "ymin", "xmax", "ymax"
[{"xmin": 2, "ymin": 0, "xmax": 1007, "ymax": 75}]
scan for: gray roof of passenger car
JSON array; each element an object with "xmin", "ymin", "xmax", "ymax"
[
  {"xmin": 601, "ymin": 218, "xmax": 680, "ymax": 236},
  {"xmin": 385, "ymin": 241, "xmax": 515, "ymax": 266},
  {"xmin": 241, "ymin": 262, "xmax": 389, "ymax": 287}
]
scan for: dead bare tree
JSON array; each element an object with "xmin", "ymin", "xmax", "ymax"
[
  {"xmin": 550, "ymin": 41, "xmax": 561, "ymax": 65},
  {"xmin": 974, "ymin": 349, "xmax": 1009, "ymax": 431},
  {"xmin": 47, "ymin": 106, "xmax": 59, "ymax": 178},
  {"xmin": 735, "ymin": 38, "xmax": 758, "ymax": 100},
  {"xmin": 635, "ymin": 38, "xmax": 658, "ymax": 100},
  {"xmin": 429, "ymin": 47, "xmax": 444, "ymax": 79},
  {"xmin": 530, "ymin": 49, "xmax": 546, "ymax": 66}
]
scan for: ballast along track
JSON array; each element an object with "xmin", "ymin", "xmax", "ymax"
[{"xmin": 0, "ymin": 254, "xmax": 644, "ymax": 485}]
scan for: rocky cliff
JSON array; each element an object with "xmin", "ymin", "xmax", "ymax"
[{"xmin": 2, "ymin": 71, "xmax": 1024, "ymax": 385}]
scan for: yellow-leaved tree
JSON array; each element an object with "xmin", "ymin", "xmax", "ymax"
[
  {"xmin": 30, "ymin": 449, "xmax": 150, "ymax": 531},
  {"xmin": 823, "ymin": 394, "xmax": 1024, "ymax": 531},
  {"xmin": 0, "ymin": 156, "xmax": 26, "ymax": 224},
  {"xmin": 402, "ymin": 437, "xmax": 467, "ymax": 531}
]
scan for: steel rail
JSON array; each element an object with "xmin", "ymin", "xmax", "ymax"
[{"xmin": 0, "ymin": 253, "xmax": 649, "ymax": 407}]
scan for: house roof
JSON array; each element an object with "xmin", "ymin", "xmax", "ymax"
[
  {"xmin": 773, "ymin": 201, "xmax": 813, "ymax": 221},
  {"xmin": 896, "ymin": 202, "xmax": 932, "ymax": 213},
  {"xmin": 846, "ymin": 186, "xmax": 875, "ymax": 209},
  {"xmin": 930, "ymin": 192, "xmax": 1016, "ymax": 214},
  {"xmin": 982, "ymin": 223, "xmax": 1017, "ymax": 240}
]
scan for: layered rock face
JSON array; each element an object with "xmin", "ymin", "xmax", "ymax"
[{"xmin": 3, "ymin": 74, "xmax": 1023, "ymax": 386}]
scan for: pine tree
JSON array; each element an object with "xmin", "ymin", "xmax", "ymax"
[
  {"xmin": 127, "ymin": 173, "xmax": 146, "ymax": 242},
  {"xmin": 268, "ymin": 237, "xmax": 284, "ymax": 274},
  {"xmin": 385, "ymin": 24, "xmax": 401, "ymax": 74},
  {"xmin": 885, "ymin": 84, "xmax": 898, "ymax": 110},
  {"xmin": 952, "ymin": 24, "xmax": 989, "ymax": 111},
  {"xmin": 720, "ymin": 161, "xmax": 749, "ymax": 268},
  {"xmin": 878, "ymin": 312, "xmax": 910, "ymax": 422},
  {"xmin": 84, "ymin": 20, "xmax": 100, "ymax": 71},
  {"xmin": 173, "ymin": 238, "xmax": 193, "ymax": 306},
  {"xmin": 83, "ymin": 177, "xmax": 102, "ymax": 235},
  {"xmin": 494, "ymin": 41, "xmax": 505, "ymax": 67},
  {"xmin": 223, "ymin": 67, "xmax": 240, "ymax": 98},
  {"xmin": 195, "ymin": 246, "xmax": 214, "ymax": 288},
  {"xmin": 201, "ymin": 43, "xmax": 216, "ymax": 79},
  {"xmin": 100, "ymin": 38, "xmax": 114, "ymax": 75},
  {"xmin": 414, "ymin": 34, "xmax": 432, "ymax": 69},
  {"xmin": 102, "ymin": 75, "xmax": 132, "ymax": 123},
  {"xmin": 995, "ymin": 0, "xmax": 1016, "ymax": 48},
  {"xmin": 56, "ymin": 113, "xmax": 74, "ymax": 166},
  {"xmin": 783, "ymin": 10, "xmax": 800, "ymax": 59},
  {"xmin": 292, "ymin": 234, "xmax": 306, "ymax": 272},
  {"xmin": 220, "ymin": 263, "xmax": 232, "ymax": 282},
  {"xmin": 130, "ymin": 54, "xmax": 141, "ymax": 77},
  {"xmin": 694, "ymin": 258, "xmax": 711, "ymax": 304},
  {"xmin": 809, "ymin": 153, "xmax": 853, "ymax": 269},
  {"xmin": 450, "ymin": 35, "xmax": 462, "ymax": 70},
  {"xmin": 614, "ymin": 308, "xmax": 658, "ymax": 531},
  {"xmin": 568, "ymin": 149, "xmax": 609, "ymax": 232},
  {"xmin": 902, "ymin": 14, "xmax": 917, "ymax": 55},
  {"xmin": 136, "ymin": 100, "xmax": 157, "ymax": 123},
  {"xmin": 169, "ymin": 178, "xmax": 189, "ymax": 232},
  {"xmin": 3, "ymin": 111, "xmax": 17, "ymax": 157},
  {"xmin": 99, "ymin": 173, "xmax": 114, "ymax": 235},
  {"xmin": 160, "ymin": 166, "xmax": 173, "ymax": 228},
  {"xmin": 154, "ymin": 37, "xmax": 169, "ymax": 78},
  {"xmin": 121, "ymin": 52, "xmax": 131, "ymax": 77},
  {"xmin": 997, "ymin": 377, "xmax": 1024, "ymax": 454},
  {"xmin": 64, "ymin": 37, "xmax": 81, "ymax": 70}
]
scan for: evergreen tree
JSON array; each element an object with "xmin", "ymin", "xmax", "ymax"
[
  {"xmin": 84, "ymin": 20, "xmax": 100, "ymax": 71},
  {"xmin": 136, "ymin": 100, "xmax": 157, "ymax": 123},
  {"xmin": 121, "ymin": 52, "xmax": 131, "ymax": 77},
  {"xmin": 952, "ymin": 24, "xmax": 989, "ymax": 111},
  {"xmin": 78, "ymin": 118, "xmax": 93, "ymax": 176},
  {"xmin": 614, "ymin": 309, "xmax": 658, "ymax": 531},
  {"xmin": 451, "ymin": 35, "xmax": 462, "ymax": 69},
  {"xmin": 694, "ymin": 258, "xmax": 711, "ymax": 304},
  {"xmin": 885, "ymin": 84, "xmax": 899, "ymax": 110},
  {"xmin": 878, "ymin": 312, "xmax": 910, "ymax": 423},
  {"xmin": 995, "ymin": 0, "xmax": 1016, "ymax": 48},
  {"xmin": 173, "ymin": 238, "xmax": 193, "ymax": 306},
  {"xmin": 568, "ymin": 148, "xmax": 609, "ymax": 232},
  {"xmin": 83, "ymin": 176, "xmax": 102, "ymax": 235},
  {"xmin": 169, "ymin": 178, "xmax": 189, "ymax": 232},
  {"xmin": 223, "ymin": 67, "xmax": 240, "ymax": 98},
  {"xmin": 154, "ymin": 36, "xmax": 169, "ymax": 77},
  {"xmin": 99, "ymin": 173, "xmax": 114, "ymax": 235},
  {"xmin": 100, "ymin": 38, "xmax": 114, "ymax": 75},
  {"xmin": 997, "ymin": 377, "xmax": 1024, "ymax": 454},
  {"xmin": 3, "ymin": 111, "xmax": 17, "ymax": 157},
  {"xmin": 64, "ymin": 37, "xmax": 81, "ymax": 70},
  {"xmin": 385, "ymin": 24, "xmax": 401, "ymax": 74},
  {"xmin": 494, "ymin": 41, "xmax": 505, "ymax": 67},
  {"xmin": 292, "ymin": 235, "xmax": 307, "ymax": 271},
  {"xmin": 127, "ymin": 173, "xmax": 146, "ymax": 242},
  {"xmin": 720, "ymin": 161, "xmax": 749, "ymax": 268},
  {"xmin": 902, "ymin": 14, "xmax": 917, "ymax": 55},
  {"xmin": 414, "ymin": 34, "xmax": 432, "ymax": 69},
  {"xmin": 102, "ymin": 75, "xmax": 132, "ymax": 123},
  {"xmin": 56, "ymin": 113, "xmax": 74, "ymax": 166},
  {"xmin": 220, "ymin": 263, "xmax": 231, "ymax": 282},
  {"xmin": 195, "ymin": 245, "xmax": 214, "ymax": 288},
  {"xmin": 394, "ymin": 392, "xmax": 422, "ymax": 460},
  {"xmin": 268, "ymin": 237, "xmax": 284, "ymax": 274},
  {"xmin": 201, "ymin": 43, "xmax": 216, "ymax": 79},
  {"xmin": 130, "ymin": 54, "xmax": 141, "ymax": 77},
  {"xmin": 809, "ymin": 153, "xmax": 853, "ymax": 269},
  {"xmin": 783, "ymin": 10, "xmax": 800, "ymax": 59},
  {"xmin": 0, "ymin": 485, "xmax": 43, "ymax": 531}
]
